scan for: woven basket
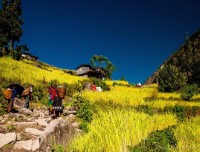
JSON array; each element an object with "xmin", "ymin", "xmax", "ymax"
[{"xmin": 4, "ymin": 89, "xmax": 12, "ymax": 99}]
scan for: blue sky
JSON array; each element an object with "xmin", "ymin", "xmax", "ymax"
[{"xmin": 6, "ymin": 0, "xmax": 200, "ymax": 84}]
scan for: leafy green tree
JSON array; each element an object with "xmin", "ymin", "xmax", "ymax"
[
  {"xmin": 90, "ymin": 55, "xmax": 107, "ymax": 67},
  {"xmin": 0, "ymin": 9, "xmax": 8, "ymax": 49},
  {"xmin": 10, "ymin": 44, "xmax": 29, "ymax": 60},
  {"xmin": 120, "ymin": 75, "xmax": 125, "ymax": 81},
  {"xmin": 157, "ymin": 64, "xmax": 187, "ymax": 92},
  {"xmin": 190, "ymin": 61, "xmax": 200, "ymax": 86},
  {"xmin": 0, "ymin": 0, "xmax": 23, "ymax": 50},
  {"xmin": 90, "ymin": 55, "xmax": 116, "ymax": 79},
  {"xmin": 181, "ymin": 84, "xmax": 199, "ymax": 101}
]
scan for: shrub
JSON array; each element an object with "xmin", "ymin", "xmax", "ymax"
[
  {"xmin": 91, "ymin": 78, "xmax": 110, "ymax": 91},
  {"xmin": 50, "ymin": 136, "xmax": 65, "ymax": 152},
  {"xmin": 79, "ymin": 121, "xmax": 89, "ymax": 133},
  {"xmin": 72, "ymin": 95, "xmax": 93, "ymax": 123},
  {"xmin": 129, "ymin": 125, "xmax": 177, "ymax": 152},
  {"xmin": 71, "ymin": 95, "xmax": 93, "ymax": 133},
  {"xmin": 135, "ymin": 105, "xmax": 154, "ymax": 116},
  {"xmin": 0, "ymin": 88, "xmax": 7, "ymax": 115},
  {"xmin": 164, "ymin": 105, "xmax": 200, "ymax": 121},
  {"xmin": 180, "ymin": 84, "xmax": 199, "ymax": 101},
  {"xmin": 157, "ymin": 65, "xmax": 187, "ymax": 92},
  {"xmin": 32, "ymin": 85, "xmax": 47, "ymax": 101},
  {"xmin": 65, "ymin": 81, "xmax": 82, "ymax": 97}
]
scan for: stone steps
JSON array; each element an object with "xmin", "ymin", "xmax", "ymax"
[{"xmin": 0, "ymin": 104, "xmax": 78, "ymax": 151}]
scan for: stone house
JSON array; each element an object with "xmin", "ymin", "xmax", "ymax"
[
  {"xmin": 21, "ymin": 52, "xmax": 39, "ymax": 61},
  {"xmin": 76, "ymin": 64, "xmax": 107, "ymax": 79}
]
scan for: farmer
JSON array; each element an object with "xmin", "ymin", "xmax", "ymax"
[
  {"xmin": 49, "ymin": 85, "xmax": 64, "ymax": 117},
  {"xmin": 22, "ymin": 85, "xmax": 33, "ymax": 109},
  {"xmin": 4, "ymin": 84, "xmax": 25, "ymax": 113},
  {"xmin": 4, "ymin": 86, "xmax": 17, "ymax": 113},
  {"xmin": 48, "ymin": 85, "xmax": 56, "ymax": 115}
]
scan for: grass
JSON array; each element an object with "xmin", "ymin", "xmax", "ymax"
[
  {"xmin": 68, "ymin": 107, "xmax": 177, "ymax": 152},
  {"xmin": 0, "ymin": 57, "xmax": 86, "ymax": 86},
  {"xmin": 174, "ymin": 117, "xmax": 200, "ymax": 152},
  {"xmin": 68, "ymin": 83, "xmax": 200, "ymax": 151},
  {"xmin": 1, "ymin": 57, "xmax": 200, "ymax": 152}
]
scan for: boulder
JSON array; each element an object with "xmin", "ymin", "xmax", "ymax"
[
  {"xmin": 0, "ymin": 133, "xmax": 16, "ymax": 149},
  {"xmin": 25, "ymin": 128, "xmax": 44, "ymax": 136},
  {"xmin": 14, "ymin": 140, "xmax": 32, "ymax": 151}
]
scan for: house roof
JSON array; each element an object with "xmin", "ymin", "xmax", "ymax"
[
  {"xmin": 76, "ymin": 64, "xmax": 93, "ymax": 69},
  {"xmin": 21, "ymin": 52, "xmax": 39, "ymax": 59},
  {"xmin": 77, "ymin": 70, "xmax": 106, "ymax": 76}
]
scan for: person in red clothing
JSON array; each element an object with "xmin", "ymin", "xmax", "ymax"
[
  {"xmin": 49, "ymin": 85, "xmax": 63, "ymax": 117},
  {"xmin": 91, "ymin": 84, "xmax": 96, "ymax": 91},
  {"xmin": 48, "ymin": 86, "xmax": 55, "ymax": 115}
]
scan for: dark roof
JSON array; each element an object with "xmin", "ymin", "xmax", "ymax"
[
  {"xmin": 77, "ymin": 70, "xmax": 106, "ymax": 76},
  {"xmin": 76, "ymin": 64, "xmax": 93, "ymax": 69},
  {"xmin": 22, "ymin": 52, "xmax": 39, "ymax": 59}
]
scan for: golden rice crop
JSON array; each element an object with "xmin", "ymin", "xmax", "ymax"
[
  {"xmin": 2, "ymin": 57, "xmax": 200, "ymax": 151},
  {"xmin": 68, "ymin": 107, "xmax": 177, "ymax": 152},
  {"xmin": 173, "ymin": 117, "xmax": 200, "ymax": 152},
  {"xmin": 157, "ymin": 92, "xmax": 181, "ymax": 99},
  {"xmin": 0, "ymin": 57, "xmax": 85, "ymax": 86},
  {"xmin": 81, "ymin": 85, "xmax": 158, "ymax": 107},
  {"xmin": 146, "ymin": 100, "xmax": 200, "ymax": 109},
  {"xmin": 105, "ymin": 80, "xmax": 129, "ymax": 86}
]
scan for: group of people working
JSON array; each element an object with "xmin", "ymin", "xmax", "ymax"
[
  {"xmin": 4, "ymin": 84, "xmax": 65, "ymax": 117},
  {"xmin": 4, "ymin": 84, "xmax": 33, "ymax": 113}
]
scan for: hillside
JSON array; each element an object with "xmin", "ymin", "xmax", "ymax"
[
  {"xmin": 145, "ymin": 28, "xmax": 200, "ymax": 85},
  {"xmin": 0, "ymin": 57, "xmax": 200, "ymax": 151},
  {"xmin": 0, "ymin": 57, "xmax": 85, "ymax": 86}
]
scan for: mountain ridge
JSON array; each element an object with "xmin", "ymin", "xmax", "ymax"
[{"xmin": 144, "ymin": 28, "xmax": 200, "ymax": 85}]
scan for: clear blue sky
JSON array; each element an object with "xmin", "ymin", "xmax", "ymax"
[{"xmin": 7, "ymin": 0, "xmax": 200, "ymax": 84}]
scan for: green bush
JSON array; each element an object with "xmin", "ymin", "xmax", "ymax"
[
  {"xmin": 70, "ymin": 95, "xmax": 93, "ymax": 133},
  {"xmin": 164, "ymin": 105, "xmax": 200, "ymax": 121},
  {"xmin": 65, "ymin": 81, "xmax": 82, "ymax": 97},
  {"xmin": 32, "ymin": 85, "xmax": 47, "ymax": 101},
  {"xmin": 135, "ymin": 105, "xmax": 154, "ymax": 116},
  {"xmin": 157, "ymin": 65, "xmax": 187, "ymax": 92},
  {"xmin": 129, "ymin": 126, "xmax": 177, "ymax": 152},
  {"xmin": 50, "ymin": 136, "xmax": 65, "ymax": 152},
  {"xmin": 0, "ymin": 88, "xmax": 7, "ymax": 115},
  {"xmin": 79, "ymin": 121, "xmax": 89, "ymax": 133},
  {"xmin": 180, "ymin": 84, "xmax": 199, "ymax": 101},
  {"xmin": 91, "ymin": 78, "xmax": 110, "ymax": 91},
  {"xmin": 72, "ymin": 95, "xmax": 93, "ymax": 123}
]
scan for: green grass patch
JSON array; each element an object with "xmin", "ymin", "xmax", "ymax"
[{"xmin": 129, "ymin": 125, "xmax": 177, "ymax": 152}]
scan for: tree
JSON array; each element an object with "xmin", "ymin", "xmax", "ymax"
[
  {"xmin": 105, "ymin": 61, "xmax": 116, "ymax": 79},
  {"xmin": 10, "ymin": 44, "xmax": 29, "ymax": 60},
  {"xmin": 120, "ymin": 75, "xmax": 125, "ymax": 81},
  {"xmin": 190, "ymin": 61, "xmax": 200, "ymax": 86},
  {"xmin": 157, "ymin": 64, "xmax": 187, "ymax": 92},
  {"xmin": 181, "ymin": 84, "xmax": 199, "ymax": 101},
  {"xmin": 0, "ymin": 9, "xmax": 8, "ymax": 48},
  {"xmin": 0, "ymin": 0, "xmax": 23, "ymax": 50},
  {"xmin": 90, "ymin": 55, "xmax": 117, "ymax": 79},
  {"xmin": 90, "ymin": 55, "xmax": 107, "ymax": 68}
]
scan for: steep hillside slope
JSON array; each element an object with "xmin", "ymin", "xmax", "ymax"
[
  {"xmin": 145, "ymin": 28, "xmax": 200, "ymax": 85},
  {"xmin": 0, "ymin": 57, "xmax": 85, "ymax": 86}
]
